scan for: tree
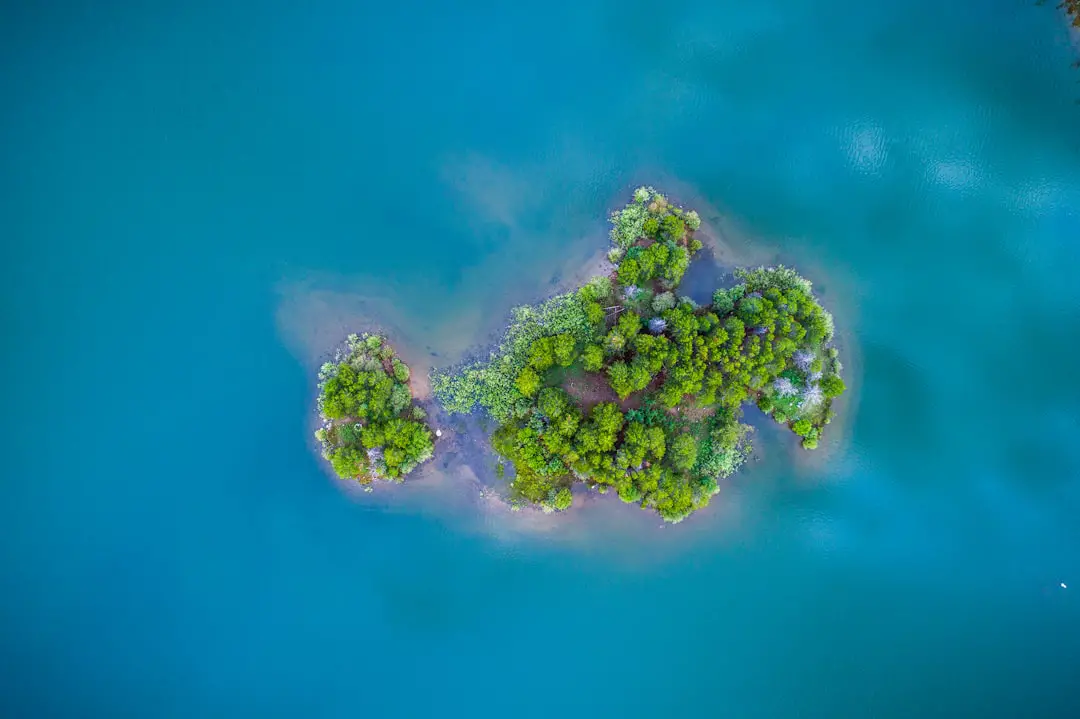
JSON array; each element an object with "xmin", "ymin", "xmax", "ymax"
[
  {"xmin": 528, "ymin": 337, "xmax": 555, "ymax": 371},
  {"xmin": 537, "ymin": 387, "xmax": 572, "ymax": 419},
  {"xmin": 616, "ymin": 311, "xmax": 642, "ymax": 341},
  {"xmin": 607, "ymin": 361, "xmax": 634, "ymax": 400},
  {"xmin": 617, "ymin": 257, "xmax": 641, "ymax": 286},
  {"xmin": 713, "ymin": 289, "xmax": 735, "ymax": 315},
  {"xmin": 582, "ymin": 344, "xmax": 604, "ymax": 372},
  {"xmin": 791, "ymin": 419, "xmax": 813, "ymax": 437},
  {"xmin": 660, "ymin": 245, "xmax": 690, "ymax": 288},
  {"xmin": 515, "ymin": 367, "xmax": 541, "ymax": 397},
  {"xmin": 328, "ymin": 445, "xmax": 367, "ymax": 480},
  {"xmin": 661, "ymin": 213, "xmax": 685, "ymax": 240},
  {"xmin": 390, "ymin": 383, "xmax": 411, "ymax": 414},
  {"xmin": 669, "ymin": 433, "xmax": 698, "ymax": 472}
]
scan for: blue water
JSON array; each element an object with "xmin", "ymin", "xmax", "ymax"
[{"xmin": 3, "ymin": 0, "xmax": 1080, "ymax": 716}]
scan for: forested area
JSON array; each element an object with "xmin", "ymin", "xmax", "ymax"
[{"xmin": 433, "ymin": 189, "xmax": 846, "ymax": 521}]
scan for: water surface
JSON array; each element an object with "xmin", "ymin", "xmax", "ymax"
[{"xmin": 2, "ymin": 0, "xmax": 1080, "ymax": 716}]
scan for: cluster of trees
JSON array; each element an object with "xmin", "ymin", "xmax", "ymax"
[
  {"xmin": 492, "ymin": 390, "xmax": 730, "ymax": 521},
  {"xmin": 434, "ymin": 188, "xmax": 846, "ymax": 521},
  {"xmin": 314, "ymin": 333, "xmax": 433, "ymax": 483}
]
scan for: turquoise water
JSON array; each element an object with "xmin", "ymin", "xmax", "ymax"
[{"xmin": 3, "ymin": 0, "xmax": 1080, "ymax": 715}]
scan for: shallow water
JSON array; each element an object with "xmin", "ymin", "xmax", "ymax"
[{"xmin": 3, "ymin": 0, "xmax": 1080, "ymax": 716}]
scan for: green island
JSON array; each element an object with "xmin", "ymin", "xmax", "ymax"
[
  {"xmin": 432, "ymin": 188, "xmax": 846, "ymax": 522},
  {"xmin": 314, "ymin": 333, "xmax": 434, "ymax": 484}
]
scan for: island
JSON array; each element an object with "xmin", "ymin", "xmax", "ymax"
[
  {"xmin": 314, "ymin": 333, "xmax": 435, "ymax": 483},
  {"xmin": 432, "ymin": 188, "xmax": 846, "ymax": 522}
]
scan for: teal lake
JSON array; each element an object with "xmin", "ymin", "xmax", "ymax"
[{"xmin": 3, "ymin": 0, "xmax": 1080, "ymax": 716}]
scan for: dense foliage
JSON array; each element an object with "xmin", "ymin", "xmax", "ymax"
[
  {"xmin": 434, "ymin": 187, "xmax": 846, "ymax": 521},
  {"xmin": 315, "ymin": 333, "xmax": 434, "ymax": 483}
]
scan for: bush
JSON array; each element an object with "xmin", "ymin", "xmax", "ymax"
[
  {"xmin": 553, "ymin": 334, "xmax": 577, "ymax": 367},
  {"xmin": 669, "ymin": 433, "xmax": 698, "ymax": 472},
  {"xmin": 661, "ymin": 214, "xmax": 685, "ymax": 240},
  {"xmin": 712, "ymin": 288, "xmax": 735, "ymax": 315}
]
